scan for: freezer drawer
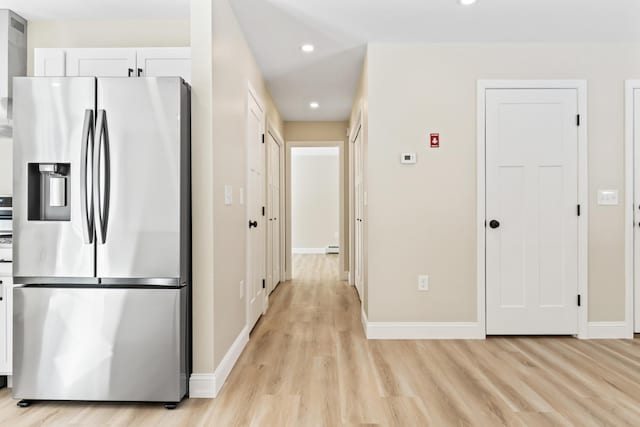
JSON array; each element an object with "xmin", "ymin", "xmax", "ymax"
[{"xmin": 13, "ymin": 286, "xmax": 187, "ymax": 403}]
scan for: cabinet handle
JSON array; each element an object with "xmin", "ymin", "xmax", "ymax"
[
  {"xmin": 128, "ymin": 68, "xmax": 134, "ymax": 77},
  {"xmin": 137, "ymin": 68, "xmax": 143, "ymax": 77}
]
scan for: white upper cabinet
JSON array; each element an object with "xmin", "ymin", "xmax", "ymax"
[
  {"xmin": 34, "ymin": 47, "xmax": 191, "ymax": 83},
  {"xmin": 66, "ymin": 48, "xmax": 137, "ymax": 77},
  {"xmin": 33, "ymin": 49, "xmax": 66, "ymax": 77},
  {"xmin": 136, "ymin": 48, "xmax": 191, "ymax": 83}
]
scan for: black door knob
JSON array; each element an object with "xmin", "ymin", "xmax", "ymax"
[
  {"xmin": 249, "ymin": 220, "xmax": 258, "ymax": 229},
  {"xmin": 489, "ymin": 220, "xmax": 500, "ymax": 229}
]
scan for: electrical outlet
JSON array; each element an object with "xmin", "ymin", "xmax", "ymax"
[
  {"xmin": 418, "ymin": 275, "xmax": 429, "ymax": 291},
  {"xmin": 240, "ymin": 280, "xmax": 244, "ymax": 299}
]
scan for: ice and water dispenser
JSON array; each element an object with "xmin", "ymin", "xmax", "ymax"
[{"xmin": 27, "ymin": 163, "xmax": 71, "ymax": 221}]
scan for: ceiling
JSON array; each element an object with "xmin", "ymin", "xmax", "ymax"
[
  {"xmin": 4, "ymin": 0, "xmax": 639, "ymax": 121},
  {"xmin": 231, "ymin": 0, "xmax": 640, "ymax": 121},
  {"xmin": 0, "ymin": 0, "xmax": 190, "ymax": 20}
]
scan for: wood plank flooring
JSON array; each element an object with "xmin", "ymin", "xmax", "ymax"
[{"xmin": 1, "ymin": 254, "xmax": 639, "ymax": 426}]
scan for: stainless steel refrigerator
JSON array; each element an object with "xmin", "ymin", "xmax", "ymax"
[{"xmin": 11, "ymin": 77, "xmax": 191, "ymax": 408}]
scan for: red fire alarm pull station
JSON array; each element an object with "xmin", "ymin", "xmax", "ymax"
[{"xmin": 430, "ymin": 133, "xmax": 440, "ymax": 148}]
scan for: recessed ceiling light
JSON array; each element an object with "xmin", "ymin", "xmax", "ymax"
[
  {"xmin": 309, "ymin": 102, "xmax": 320, "ymax": 109},
  {"xmin": 301, "ymin": 44, "xmax": 315, "ymax": 53},
  {"xmin": 460, "ymin": 0, "xmax": 477, "ymax": 4}
]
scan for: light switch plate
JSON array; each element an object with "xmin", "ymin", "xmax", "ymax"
[
  {"xmin": 597, "ymin": 189, "xmax": 619, "ymax": 206},
  {"xmin": 224, "ymin": 185, "xmax": 233, "ymax": 205}
]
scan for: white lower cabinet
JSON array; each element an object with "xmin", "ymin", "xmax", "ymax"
[{"xmin": 0, "ymin": 276, "xmax": 12, "ymax": 375}]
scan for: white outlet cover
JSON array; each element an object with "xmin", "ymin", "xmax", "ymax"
[
  {"xmin": 418, "ymin": 275, "xmax": 429, "ymax": 291},
  {"xmin": 597, "ymin": 189, "xmax": 619, "ymax": 206}
]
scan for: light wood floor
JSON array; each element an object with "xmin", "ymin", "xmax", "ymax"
[{"xmin": 1, "ymin": 254, "xmax": 640, "ymax": 426}]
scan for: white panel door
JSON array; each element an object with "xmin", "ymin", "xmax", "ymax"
[
  {"xmin": 633, "ymin": 89, "xmax": 640, "ymax": 333},
  {"xmin": 247, "ymin": 94, "xmax": 266, "ymax": 330},
  {"xmin": 354, "ymin": 127, "xmax": 364, "ymax": 300},
  {"xmin": 486, "ymin": 89, "xmax": 579, "ymax": 335},
  {"xmin": 136, "ymin": 48, "xmax": 191, "ymax": 84},
  {"xmin": 33, "ymin": 49, "xmax": 66, "ymax": 76},
  {"xmin": 267, "ymin": 135, "xmax": 282, "ymax": 292},
  {"xmin": 66, "ymin": 48, "xmax": 136, "ymax": 77}
]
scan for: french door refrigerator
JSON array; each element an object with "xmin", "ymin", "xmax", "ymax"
[{"xmin": 11, "ymin": 77, "xmax": 191, "ymax": 407}]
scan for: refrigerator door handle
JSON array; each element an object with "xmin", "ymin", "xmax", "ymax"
[
  {"xmin": 80, "ymin": 109, "xmax": 95, "ymax": 244},
  {"xmin": 94, "ymin": 110, "xmax": 111, "ymax": 245}
]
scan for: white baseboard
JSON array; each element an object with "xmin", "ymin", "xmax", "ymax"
[
  {"xmin": 189, "ymin": 374, "xmax": 216, "ymax": 398},
  {"xmin": 361, "ymin": 312, "xmax": 484, "ymax": 340},
  {"xmin": 360, "ymin": 306, "xmax": 368, "ymax": 336},
  {"xmin": 189, "ymin": 326, "xmax": 249, "ymax": 398},
  {"xmin": 292, "ymin": 248, "xmax": 326, "ymax": 254},
  {"xmin": 585, "ymin": 322, "xmax": 633, "ymax": 339}
]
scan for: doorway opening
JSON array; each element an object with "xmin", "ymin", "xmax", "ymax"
[{"xmin": 287, "ymin": 142, "xmax": 345, "ymax": 281}]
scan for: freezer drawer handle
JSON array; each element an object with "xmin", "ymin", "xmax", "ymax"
[
  {"xmin": 94, "ymin": 110, "xmax": 111, "ymax": 244},
  {"xmin": 80, "ymin": 109, "xmax": 95, "ymax": 244}
]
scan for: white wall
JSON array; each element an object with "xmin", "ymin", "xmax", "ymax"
[
  {"xmin": 291, "ymin": 147, "xmax": 339, "ymax": 252},
  {"xmin": 209, "ymin": 0, "xmax": 283, "ymax": 369},
  {"xmin": 0, "ymin": 135, "xmax": 10, "ymax": 195},
  {"xmin": 358, "ymin": 43, "xmax": 640, "ymax": 324}
]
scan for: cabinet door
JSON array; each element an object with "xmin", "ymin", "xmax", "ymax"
[
  {"xmin": 136, "ymin": 48, "xmax": 191, "ymax": 84},
  {"xmin": 34, "ymin": 49, "xmax": 66, "ymax": 76},
  {"xmin": 66, "ymin": 48, "xmax": 136, "ymax": 77},
  {"xmin": 0, "ymin": 277, "xmax": 12, "ymax": 375}
]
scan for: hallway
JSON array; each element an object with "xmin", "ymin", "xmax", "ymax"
[{"xmin": 0, "ymin": 255, "xmax": 639, "ymax": 426}]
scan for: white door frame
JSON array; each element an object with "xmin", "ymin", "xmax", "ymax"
[
  {"xmin": 246, "ymin": 82, "xmax": 266, "ymax": 328},
  {"xmin": 285, "ymin": 140, "xmax": 346, "ymax": 280},
  {"xmin": 477, "ymin": 80, "xmax": 589, "ymax": 339},
  {"xmin": 625, "ymin": 80, "xmax": 640, "ymax": 336},
  {"xmin": 266, "ymin": 120, "xmax": 285, "ymax": 299},
  {"xmin": 349, "ymin": 105, "xmax": 363, "ymax": 288}
]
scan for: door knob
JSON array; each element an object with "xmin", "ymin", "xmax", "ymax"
[
  {"xmin": 489, "ymin": 220, "xmax": 500, "ymax": 229},
  {"xmin": 249, "ymin": 220, "xmax": 258, "ymax": 229}
]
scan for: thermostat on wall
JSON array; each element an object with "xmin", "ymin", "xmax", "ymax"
[{"xmin": 401, "ymin": 153, "xmax": 417, "ymax": 164}]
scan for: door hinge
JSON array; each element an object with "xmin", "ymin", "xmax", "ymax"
[
  {"xmin": 262, "ymin": 134, "xmax": 265, "ymax": 144},
  {"xmin": 576, "ymin": 114, "xmax": 581, "ymax": 127},
  {"xmin": 577, "ymin": 205, "xmax": 581, "ymax": 216},
  {"xmin": 262, "ymin": 279, "xmax": 266, "ymax": 289},
  {"xmin": 262, "ymin": 206, "xmax": 265, "ymax": 216},
  {"xmin": 577, "ymin": 294, "xmax": 581, "ymax": 307}
]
